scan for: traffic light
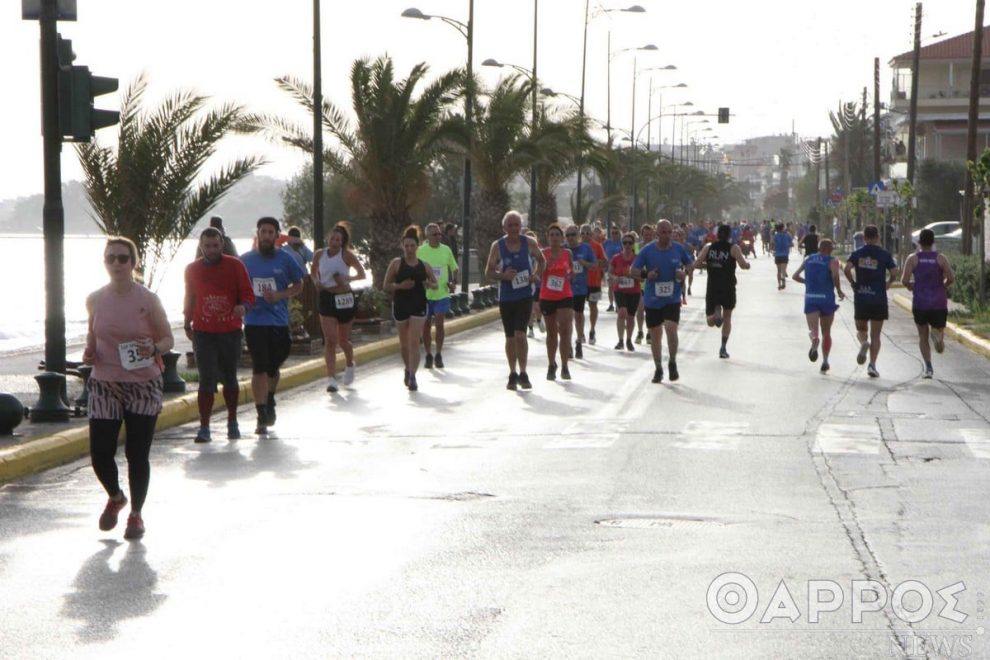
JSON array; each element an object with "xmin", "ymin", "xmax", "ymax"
[
  {"xmin": 55, "ymin": 34, "xmax": 118, "ymax": 142},
  {"xmin": 718, "ymin": 107, "xmax": 730, "ymax": 124}
]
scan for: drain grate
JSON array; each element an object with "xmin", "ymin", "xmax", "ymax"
[{"xmin": 595, "ymin": 516, "xmax": 727, "ymax": 529}]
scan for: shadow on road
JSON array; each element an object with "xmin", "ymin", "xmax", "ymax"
[{"xmin": 181, "ymin": 437, "xmax": 315, "ymax": 488}]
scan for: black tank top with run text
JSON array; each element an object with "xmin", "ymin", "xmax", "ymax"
[{"xmin": 706, "ymin": 240, "xmax": 736, "ymax": 289}]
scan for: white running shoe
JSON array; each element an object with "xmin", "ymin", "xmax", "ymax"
[
  {"xmin": 923, "ymin": 366, "xmax": 933, "ymax": 379},
  {"xmin": 528, "ymin": 325, "xmax": 535, "ymax": 338},
  {"xmin": 342, "ymin": 365, "xmax": 355, "ymax": 385},
  {"xmin": 867, "ymin": 363, "xmax": 880, "ymax": 378},
  {"xmin": 932, "ymin": 329, "xmax": 945, "ymax": 354},
  {"xmin": 326, "ymin": 377, "xmax": 339, "ymax": 393}
]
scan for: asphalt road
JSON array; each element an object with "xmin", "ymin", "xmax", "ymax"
[{"xmin": 1, "ymin": 255, "xmax": 989, "ymax": 659}]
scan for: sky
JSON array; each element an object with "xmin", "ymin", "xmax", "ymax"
[{"xmin": 1, "ymin": 0, "xmax": 982, "ymax": 203}]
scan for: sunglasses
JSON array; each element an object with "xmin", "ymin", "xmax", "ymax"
[
  {"xmin": 622, "ymin": 241, "xmax": 634, "ymax": 245},
  {"xmin": 104, "ymin": 254, "xmax": 130, "ymax": 265},
  {"xmin": 565, "ymin": 233, "xmax": 578, "ymax": 238}
]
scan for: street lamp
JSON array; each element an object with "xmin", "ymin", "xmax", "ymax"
[
  {"xmin": 683, "ymin": 117, "xmax": 709, "ymax": 166},
  {"xmin": 663, "ymin": 102, "xmax": 693, "ymax": 163},
  {"xmin": 402, "ymin": 3, "xmax": 474, "ymax": 293},
  {"xmin": 628, "ymin": 62, "xmax": 673, "ymax": 227}
]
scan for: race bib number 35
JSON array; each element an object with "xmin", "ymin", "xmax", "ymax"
[
  {"xmin": 118, "ymin": 341, "xmax": 153, "ymax": 371},
  {"xmin": 511, "ymin": 270, "xmax": 530, "ymax": 289},
  {"xmin": 654, "ymin": 281, "xmax": 675, "ymax": 298},
  {"xmin": 252, "ymin": 277, "xmax": 277, "ymax": 297}
]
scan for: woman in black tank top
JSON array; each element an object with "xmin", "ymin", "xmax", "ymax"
[{"xmin": 384, "ymin": 226, "xmax": 438, "ymax": 391}]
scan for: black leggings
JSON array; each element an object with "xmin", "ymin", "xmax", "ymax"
[{"xmin": 89, "ymin": 412, "xmax": 157, "ymax": 513}]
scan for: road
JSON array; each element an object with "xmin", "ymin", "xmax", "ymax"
[{"xmin": 1, "ymin": 255, "xmax": 989, "ymax": 659}]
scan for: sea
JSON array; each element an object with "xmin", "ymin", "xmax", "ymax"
[{"xmin": 0, "ymin": 235, "xmax": 257, "ymax": 355}]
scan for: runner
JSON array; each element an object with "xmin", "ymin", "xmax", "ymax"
[
  {"xmin": 635, "ymin": 223, "xmax": 656, "ymax": 344},
  {"xmin": 801, "ymin": 224, "xmax": 820, "ymax": 256},
  {"xmin": 524, "ymin": 229, "xmax": 544, "ymax": 338},
  {"xmin": 673, "ymin": 225, "xmax": 692, "ymax": 303},
  {"xmin": 82, "ymin": 236, "xmax": 174, "ymax": 540},
  {"xmin": 485, "ymin": 211, "xmax": 545, "ymax": 390},
  {"xmin": 760, "ymin": 221, "xmax": 771, "ymax": 256},
  {"xmin": 602, "ymin": 225, "xmax": 623, "ymax": 313},
  {"xmin": 184, "ymin": 226, "xmax": 255, "ymax": 442},
  {"xmin": 632, "ymin": 220, "xmax": 693, "ymax": 383},
  {"xmin": 384, "ymin": 226, "xmax": 439, "ymax": 391},
  {"xmin": 692, "ymin": 224, "xmax": 751, "ymax": 359},
  {"xmin": 792, "ymin": 239, "xmax": 846, "ymax": 373},
  {"xmin": 844, "ymin": 225, "xmax": 898, "ymax": 378},
  {"xmin": 901, "ymin": 228, "xmax": 956, "ymax": 379},
  {"xmin": 541, "ymin": 223, "xmax": 575, "ymax": 380},
  {"xmin": 773, "ymin": 222, "xmax": 793, "ymax": 290},
  {"xmin": 581, "ymin": 224, "xmax": 607, "ymax": 346},
  {"xmin": 609, "ymin": 232, "xmax": 642, "ymax": 351},
  {"xmin": 565, "ymin": 224, "xmax": 596, "ymax": 359},
  {"xmin": 241, "ymin": 217, "xmax": 306, "ymax": 434},
  {"xmin": 417, "ymin": 222, "xmax": 459, "ymax": 369},
  {"xmin": 312, "ymin": 222, "xmax": 366, "ymax": 393}
]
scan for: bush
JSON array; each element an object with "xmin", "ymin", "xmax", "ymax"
[
  {"xmin": 355, "ymin": 287, "xmax": 389, "ymax": 319},
  {"xmin": 948, "ymin": 255, "xmax": 990, "ymax": 311}
]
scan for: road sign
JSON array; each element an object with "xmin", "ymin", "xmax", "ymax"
[
  {"xmin": 868, "ymin": 181, "xmax": 885, "ymax": 196},
  {"xmin": 876, "ymin": 190, "xmax": 901, "ymax": 208}
]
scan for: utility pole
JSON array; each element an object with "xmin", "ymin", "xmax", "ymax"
[
  {"xmin": 905, "ymin": 2, "xmax": 922, "ymax": 262},
  {"xmin": 874, "ymin": 57, "xmax": 881, "ymax": 185},
  {"xmin": 312, "ymin": 0, "xmax": 324, "ymax": 250},
  {"xmin": 963, "ymin": 0, "xmax": 985, "ymax": 257},
  {"xmin": 859, "ymin": 87, "xmax": 867, "ymax": 187},
  {"xmin": 816, "ymin": 137, "xmax": 823, "ymax": 209}
]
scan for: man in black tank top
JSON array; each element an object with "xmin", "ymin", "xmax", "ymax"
[{"xmin": 692, "ymin": 224, "xmax": 751, "ymax": 358}]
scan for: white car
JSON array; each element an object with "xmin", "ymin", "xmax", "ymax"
[{"xmin": 911, "ymin": 221, "xmax": 960, "ymax": 247}]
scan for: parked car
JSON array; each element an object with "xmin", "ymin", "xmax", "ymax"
[{"xmin": 911, "ymin": 221, "xmax": 960, "ymax": 248}]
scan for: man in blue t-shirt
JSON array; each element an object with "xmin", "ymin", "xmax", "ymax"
[
  {"xmin": 602, "ymin": 225, "xmax": 623, "ymax": 312},
  {"xmin": 632, "ymin": 219, "xmax": 693, "ymax": 384},
  {"xmin": 843, "ymin": 225, "xmax": 898, "ymax": 378},
  {"xmin": 241, "ymin": 217, "xmax": 306, "ymax": 434},
  {"xmin": 772, "ymin": 223, "xmax": 794, "ymax": 290},
  {"xmin": 565, "ymin": 226, "xmax": 597, "ymax": 359}
]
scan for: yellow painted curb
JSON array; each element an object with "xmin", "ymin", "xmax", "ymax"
[
  {"xmin": 892, "ymin": 294, "xmax": 990, "ymax": 361},
  {"xmin": 0, "ymin": 307, "xmax": 501, "ymax": 484}
]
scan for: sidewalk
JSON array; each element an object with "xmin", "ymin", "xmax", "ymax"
[
  {"xmin": 891, "ymin": 292, "xmax": 990, "ymax": 360},
  {"xmin": 0, "ymin": 307, "xmax": 501, "ymax": 484}
]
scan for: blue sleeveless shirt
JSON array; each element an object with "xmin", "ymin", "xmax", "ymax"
[{"xmin": 497, "ymin": 237, "xmax": 533, "ymax": 302}]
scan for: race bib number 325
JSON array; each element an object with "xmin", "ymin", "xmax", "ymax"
[{"xmin": 654, "ymin": 281, "xmax": 675, "ymax": 298}]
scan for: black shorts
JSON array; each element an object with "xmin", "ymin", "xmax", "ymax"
[
  {"xmin": 913, "ymin": 308, "xmax": 947, "ymax": 328},
  {"xmin": 244, "ymin": 325, "xmax": 291, "ymax": 377},
  {"xmin": 318, "ymin": 290, "xmax": 357, "ymax": 324},
  {"xmin": 645, "ymin": 304, "xmax": 681, "ymax": 328},
  {"xmin": 854, "ymin": 301, "xmax": 889, "ymax": 321},
  {"xmin": 393, "ymin": 300, "xmax": 427, "ymax": 323},
  {"xmin": 614, "ymin": 291, "xmax": 640, "ymax": 316},
  {"xmin": 193, "ymin": 330, "xmax": 242, "ymax": 393},
  {"xmin": 774, "ymin": 256, "xmax": 789, "ymax": 265},
  {"xmin": 587, "ymin": 286, "xmax": 602, "ymax": 303},
  {"xmin": 499, "ymin": 297, "xmax": 532, "ymax": 337},
  {"xmin": 572, "ymin": 294, "xmax": 587, "ymax": 314},
  {"xmin": 540, "ymin": 297, "xmax": 573, "ymax": 316},
  {"xmin": 705, "ymin": 288, "xmax": 736, "ymax": 315}
]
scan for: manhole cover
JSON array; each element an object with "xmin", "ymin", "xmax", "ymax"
[{"xmin": 595, "ymin": 516, "xmax": 727, "ymax": 529}]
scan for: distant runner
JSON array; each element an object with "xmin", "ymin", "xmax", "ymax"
[
  {"xmin": 792, "ymin": 239, "xmax": 846, "ymax": 374},
  {"xmin": 692, "ymin": 224, "xmax": 751, "ymax": 359},
  {"xmin": 901, "ymin": 228, "xmax": 955, "ymax": 379},
  {"xmin": 418, "ymin": 222, "xmax": 459, "ymax": 370},
  {"xmin": 844, "ymin": 225, "xmax": 898, "ymax": 378}
]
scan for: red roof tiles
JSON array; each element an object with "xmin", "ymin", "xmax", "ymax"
[{"xmin": 891, "ymin": 25, "xmax": 990, "ymax": 63}]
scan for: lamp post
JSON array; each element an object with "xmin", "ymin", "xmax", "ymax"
[
  {"xmin": 402, "ymin": 3, "xmax": 473, "ymax": 292},
  {"xmin": 313, "ymin": 0, "xmax": 324, "ymax": 252},
  {"xmin": 629, "ymin": 64, "xmax": 675, "ymax": 227},
  {"xmin": 665, "ymin": 102, "xmax": 694, "ymax": 163},
  {"xmin": 681, "ymin": 114, "xmax": 707, "ymax": 165}
]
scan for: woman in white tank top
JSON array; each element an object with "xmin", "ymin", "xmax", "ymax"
[{"xmin": 310, "ymin": 223, "xmax": 366, "ymax": 392}]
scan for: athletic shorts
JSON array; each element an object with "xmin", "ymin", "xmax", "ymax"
[
  {"xmin": 588, "ymin": 287, "xmax": 602, "ymax": 303},
  {"xmin": 499, "ymin": 297, "xmax": 532, "ymax": 337},
  {"xmin": 913, "ymin": 308, "xmax": 947, "ymax": 328},
  {"xmin": 572, "ymin": 294, "xmax": 587, "ymax": 314},
  {"xmin": 541, "ymin": 297, "xmax": 573, "ymax": 316},
  {"xmin": 427, "ymin": 297, "xmax": 451, "ymax": 319},
  {"xmin": 244, "ymin": 325, "xmax": 291, "ymax": 377},
  {"xmin": 774, "ymin": 256, "xmax": 789, "ymax": 265},
  {"xmin": 804, "ymin": 301, "xmax": 839, "ymax": 316},
  {"xmin": 854, "ymin": 302, "xmax": 888, "ymax": 321},
  {"xmin": 614, "ymin": 291, "xmax": 641, "ymax": 316},
  {"xmin": 318, "ymin": 290, "xmax": 357, "ymax": 324},
  {"xmin": 193, "ymin": 329, "xmax": 242, "ymax": 393},
  {"xmin": 645, "ymin": 304, "xmax": 681, "ymax": 328},
  {"xmin": 88, "ymin": 377, "xmax": 164, "ymax": 420},
  {"xmin": 393, "ymin": 300, "xmax": 427, "ymax": 323},
  {"xmin": 705, "ymin": 288, "xmax": 736, "ymax": 316}
]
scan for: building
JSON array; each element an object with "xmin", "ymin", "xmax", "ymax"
[
  {"xmin": 889, "ymin": 26, "xmax": 990, "ymax": 163},
  {"xmin": 720, "ymin": 134, "xmax": 804, "ymax": 208}
]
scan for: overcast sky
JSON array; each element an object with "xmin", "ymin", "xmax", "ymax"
[{"xmin": 1, "ymin": 0, "xmax": 981, "ymax": 203}]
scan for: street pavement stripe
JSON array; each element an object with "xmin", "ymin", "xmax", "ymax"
[
  {"xmin": 671, "ymin": 421, "xmax": 748, "ymax": 451},
  {"xmin": 960, "ymin": 429, "xmax": 990, "ymax": 459},
  {"xmin": 813, "ymin": 423, "xmax": 880, "ymax": 455},
  {"xmin": 544, "ymin": 421, "xmax": 624, "ymax": 449}
]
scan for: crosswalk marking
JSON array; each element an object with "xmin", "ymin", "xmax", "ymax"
[
  {"xmin": 813, "ymin": 424, "xmax": 879, "ymax": 455},
  {"xmin": 544, "ymin": 420, "xmax": 624, "ymax": 449},
  {"xmin": 671, "ymin": 421, "xmax": 748, "ymax": 451},
  {"xmin": 961, "ymin": 429, "xmax": 990, "ymax": 459}
]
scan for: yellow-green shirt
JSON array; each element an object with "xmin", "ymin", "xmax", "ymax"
[{"xmin": 416, "ymin": 242, "xmax": 458, "ymax": 301}]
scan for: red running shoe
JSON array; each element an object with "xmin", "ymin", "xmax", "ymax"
[
  {"xmin": 99, "ymin": 494, "xmax": 128, "ymax": 531},
  {"xmin": 124, "ymin": 513, "xmax": 145, "ymax": 540}
]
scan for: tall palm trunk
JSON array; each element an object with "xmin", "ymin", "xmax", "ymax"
[
  {"xmin": 368, "ymin": 210, "xmax": 408, "ymax": 290},
  {"xmin": 534, "ymin": 191, "xmax": 558, "ymax": 231},
  {"xmin": 474, "ymin": 188, "xmax": 511, "ymax": 281}
]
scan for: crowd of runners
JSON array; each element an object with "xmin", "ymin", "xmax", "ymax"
[{"xmin": 80, "ymin": 211, "xmax": 956, "ymax": 539}]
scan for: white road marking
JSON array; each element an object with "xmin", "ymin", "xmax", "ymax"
[
  {"xmin": 813, "ymin": 424, "xmax": 880, "ymax": 455},
  {"xmin": 961, "ymin": 429, "xmax": 990, "ymax": 459},
  {"xmin": 544, "ymin": 421, "xmax": 624, "ymax": 449},
  {"xmin": 672, "ymin": 421, "xmax": 748, "ymax": 451}
]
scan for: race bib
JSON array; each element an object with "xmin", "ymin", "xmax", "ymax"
[
  {"xmin": 334, "ymin": 293, "xmax": 355, "ymax": 309},
  {"xmin": 511, "ymin": 270, "xmax": 530, "ymax": 289},
  {"xmin": 547, "ymin": 275, "xmax": 565, "ymax": 292},
  {"xmin": 572, "ymin": 262, "xmax": 584, "ymax": 274},
  {"xmin": 654, "ymin": 281, "xmax": 675, "ymax": 298},
  {"xmin": 431, "ymin": 265, "xmax": 443, "ymax": 280},
  {"xmin": 252, "ymin": 277, "xmax": 277, "ymax": 297},
  {"xmin": 118, "ymin": 341, "xmax": 153, "ymax": 371},
  {"xmin": 618, "ymin": 277, "xmax": 634, "ymax": 289}
]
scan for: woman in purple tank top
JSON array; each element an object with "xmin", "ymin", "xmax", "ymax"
[{"xmin": 901, "ymin": 229, "xmax": 956, "ymax": 379}]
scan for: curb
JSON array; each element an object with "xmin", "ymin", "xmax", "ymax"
[
  {"xmin": 0, "ymin": 307, "xmax": 501, "ymax": 485},
  {"xmin": 892, "ymin": 293, "xmax": 990, "ymax": 361}
]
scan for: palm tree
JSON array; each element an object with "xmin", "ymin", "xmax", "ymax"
[
  {"xmin": 532, "ymin": 107, "xmax": 590, "ymax": 230},
  {"xmin": 76, "ymin": 74, "xmax": 265, "ymax": 287},
  {"xmin": 247, "ymin": 56, "xmax": 464, "ymax": 288}
]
